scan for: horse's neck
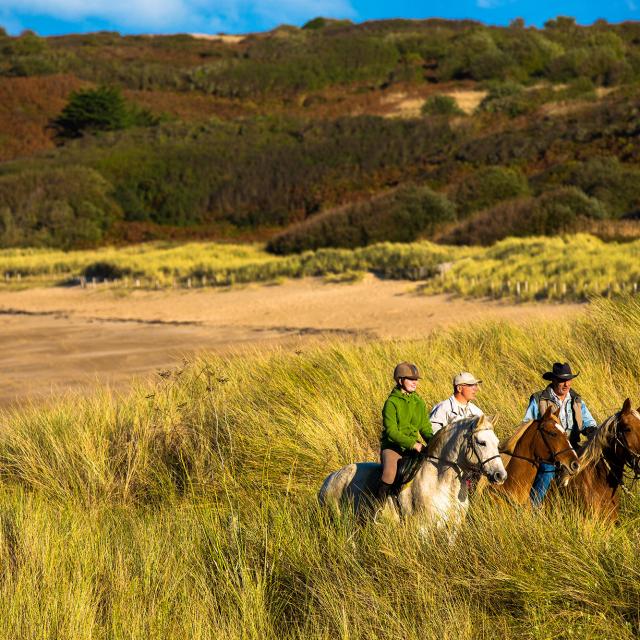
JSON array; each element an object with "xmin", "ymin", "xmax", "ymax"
[
  {"xmin": 597, "ymin": 444, "xmax": 625, "ymax": 489},
  {"xmin": 498, "ymin": 427, "xmax": 539, "ymax": 501},
  {"xmin": 420, "ymin": 429, "xmax": 466, "ymax": 482}
]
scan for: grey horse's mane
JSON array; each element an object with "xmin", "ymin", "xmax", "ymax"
[{"xmin": 428, "ymin": 414, "xmax": 487, "ymax": 451}]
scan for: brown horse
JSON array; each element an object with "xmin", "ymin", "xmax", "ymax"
[
  {"xmin": 484, "ymin": 405, "xmax": 580, "ymax": 504},
  {"xmin": 557, "ymin": 398, "xmax": 640, "ymax": 522}
]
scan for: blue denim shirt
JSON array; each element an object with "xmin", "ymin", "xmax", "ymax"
[{"xmin": 523, "ymin": 387, "xmax": 597, "ymax": 433}]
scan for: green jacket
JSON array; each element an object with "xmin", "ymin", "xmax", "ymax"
[{"xmin": 381, "ymin": 387, "xmax": 433, "ymax": 451}]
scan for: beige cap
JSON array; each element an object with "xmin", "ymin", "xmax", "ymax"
[{"xmin": 453, "ymin": 371, "xmax": 482, "ymax": 386}]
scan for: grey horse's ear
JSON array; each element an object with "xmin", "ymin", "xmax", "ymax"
[{"xmin": 488, "ymin": 413, "xmax": 499, "ymax": 426}]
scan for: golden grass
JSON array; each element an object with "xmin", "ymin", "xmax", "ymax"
[
  {"xmin": 3, "ymin": 234, "xmax": 640, "ymax": 302},
  {"xmin": 0, "ymin": 296, "xmax": 639, "ymax": 636}
]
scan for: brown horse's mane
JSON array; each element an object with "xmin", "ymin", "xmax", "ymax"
[
  {"xmin": 571, "ymin": 407, "xmax": 640, "ymax": 476},
  {"xmin": 564, "ymin": 412, "xmax": 621, "ymax": 479},
  {"xmin": 499, "ymin": 420, "xmax": 534, "ymax": 454},
  {"xmin": 580, "ymin": 414, "xmax": 617, "ymax": 470}
]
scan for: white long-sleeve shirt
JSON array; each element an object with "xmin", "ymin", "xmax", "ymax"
[{"xmin": 429, "ymin": 395, "xmax": 484, "ymax": 434}]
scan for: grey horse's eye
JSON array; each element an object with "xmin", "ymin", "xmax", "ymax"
[{"xmin": 476, "ymin": 440, "xmax": 487, "ymax": 447}]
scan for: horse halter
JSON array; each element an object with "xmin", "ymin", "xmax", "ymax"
[
  {"xmin": 501, "ymin": 419, "xmax": 574, "ymax": 469},
  {"xmin": 611, "ymin": 414, "xmax": 640, "ymax": 481},
  {"xmin": 464, "ymin": 427, "xmax": 503, "ymax": 475}
]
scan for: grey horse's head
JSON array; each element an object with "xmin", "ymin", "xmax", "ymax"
[{"xmin": 460, "ymin": 415, "xmax": 507, "ymax": 485}]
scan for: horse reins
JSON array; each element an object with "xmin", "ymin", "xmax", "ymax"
[
  {"xmin": 499, "ymin": 419, "xmax": 574, "ymax": 471},
  {"xmin": 427, "ymin": 427, "xmax": 502, "ymax": 478}
]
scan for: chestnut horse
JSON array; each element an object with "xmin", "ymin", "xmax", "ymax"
[
  {"xmin": 480, "ymin": 405, "xmax": 580, "ymax": 504},
  {"xmin": 557, "ymin": 398, "xmax": 640, "ymax": 522}
]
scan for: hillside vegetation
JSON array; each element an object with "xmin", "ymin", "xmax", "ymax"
[
  {"xmin": 0, "ymin": 297, "xmax": 639, "ymax": 637},
  {"xmin": 2, "ymin": 20, "xmax": 640, "ymax": 248}
]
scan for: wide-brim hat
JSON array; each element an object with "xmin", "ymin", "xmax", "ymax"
[{"xmin": 542, "ymin": 362, "xmax": 579, "ymax": 381}]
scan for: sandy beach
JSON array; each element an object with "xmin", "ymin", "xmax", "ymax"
[{"xmin": 0, "ymin": 276, "xmax": 585, "ymax": 409}]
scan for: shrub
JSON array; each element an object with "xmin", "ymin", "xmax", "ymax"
[
  {"xmin": 477, "ymin": 81, "xmax": 532, "ymax": 117},
  {"xmin": 439, "ymin": 186, "xmax": 607, "ymax": 245},
  {"xmin": 421, "ymin": 95, "xmax": 464, "ymax": 116},
  {"xmin": 51, "ymin": 86, "xmax": 158, "ymax": 139},
  {"xmin": 0, "ymin": 166, "xmax": 122, "ymax": 248},
  {"xmin": 532, "ymin": 157, "xmax": 640, "ymax": 217},
  {"xmin": 451, "ymin": 166, "xmax": 530, "ymax": 218},
  {"xmin": 267, "ymin": 184, "xmax": 456, "ymax": 254}
]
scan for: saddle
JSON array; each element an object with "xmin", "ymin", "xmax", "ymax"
[{"xmin": 390, "ymin": 449, "xmax": 429, "ymax": 496}]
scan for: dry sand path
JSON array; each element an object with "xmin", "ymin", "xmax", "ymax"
[{"xmin": 0, "ymin": 276, "xmax": 585, "ymax": 409}]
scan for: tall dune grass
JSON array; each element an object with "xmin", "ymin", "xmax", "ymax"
[
  {"xmin": 2, "ymin": 235, "xmax": 640, "ymax": 302},
  {"xmin": 423, "ymin": 234, "xmax": 640, "ymax": 301},
  {"xmin": 0, "ymin": 296, "xmax": 639, "ymax": 636},
  {"xmin": 0, "ymin": 241, "xmax": 461, "ymax": 286}
]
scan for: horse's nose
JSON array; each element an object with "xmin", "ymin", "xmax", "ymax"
[
  {"xmin": 570, "ymin": 460, "xmax": 580, "ymax": 474},
  {"xmin": 492, "ymin": 469, "xmax": 507, "ymax": 485}
]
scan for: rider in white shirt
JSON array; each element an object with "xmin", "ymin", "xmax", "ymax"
[{"xmin": 430, "ymin": 371, "xmax": 484, "ymax": 434}]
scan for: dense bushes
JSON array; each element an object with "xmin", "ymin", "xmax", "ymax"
[
  {"xmin": 4, "ymin": 20, "xmax": 640, "ymax": 97},
  {"xmin": 439, "ymin": 187, "xmax": 607, "ymax": 245},
  {"xmin": 0, "ymin": 166, "xmax": 121, "ymax": 248},
  {"xmin": 23, "ymin": 115, "xmax": 456, "ymax": 231},
  {"xmin": 267, "ymin": 185, "xmax": 456, "ymax": 253},
  {"xmin": 450, "ymin": 166, "xmax": 530, "ymax": 218},
  {"xmin": 531, "ymin": 157, "xmax": 640, "ymax": 217}
]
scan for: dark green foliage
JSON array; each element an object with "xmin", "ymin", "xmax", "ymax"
[
  {"xmin": 188, "ymin": 34, "xmax": 400, "ymax": 97},
  {"xmin": 0, "ymin": 166, "xmax": 122, "ymax": 248},
  {"xmin": 267, "ymin": 185, "xmax": 456, "ymax": 254},
  {"xmin": 3, "ymin": 19, "xmax": 640, "ymax": 94},
  {"xmin": 0, "ymin": 31, "xmax": 61, "ymax": 76},
  {"xmin": 421, "ymin": 95, "xmax": 464, "ymax": 116},
  {"xmin": 441, "ymin": 187, "xmax": 607, "ymax": 245},
  {"xmin": 56, "ymin": 115, "xmax": 456, "ymax": 228},
  {"xmin": 451, "ymin": 166, "xmax": 530, "ymax": 217},
  {"xmin": 52, "ymin": 86, "xmax": 158, "ymax": 139},
  {"xmin": 532, "ymin": 157, "xmax": 640, "ymax": 217},
  {"xmin": 477, "ymin": 82, "xmax": 531, "ymax": 117},
  {"xmin": 438, "ymin": 28, "xmax": 512, "ymax": 81},
  {"xmin": 302, "ymin": 17, "xmax": 353, "ymax": 30}
]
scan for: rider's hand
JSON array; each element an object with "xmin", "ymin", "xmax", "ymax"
[{"xmin": 413, "ymin": 442, "xmax": 423, "ymax": 452}]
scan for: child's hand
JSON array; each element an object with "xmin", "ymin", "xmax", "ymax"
[{"xmin": 412, "ymin": 442, "xmax": 424, "ymax": 452}]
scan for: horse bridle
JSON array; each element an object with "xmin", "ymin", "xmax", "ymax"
[
  {"xmin": 428, "ymin": 427, "xmax": 502, "ymax": 477},
  {"xmin": 610, "ymin": 415, "xmax": 640, "ymax": 482},
  {"xmin": 500, "ymin": 419, "xmax": 574, "ymax": 470}
]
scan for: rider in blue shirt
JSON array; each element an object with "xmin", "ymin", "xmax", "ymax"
[{"xmin": 523, "ymin": 362, "xmax": 597, "ymax": 506}]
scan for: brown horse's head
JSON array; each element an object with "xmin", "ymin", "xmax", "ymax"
[
  {"xmin": 534, "ymin": 405, "xmax": 580, "ymax": 475},
  {"xmin": 615, "ymin": 398, "xmax": 640, "ymax": 473}
]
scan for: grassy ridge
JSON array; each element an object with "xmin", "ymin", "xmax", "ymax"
[
  {"xmin": 0, "ymin": 240, "xmax": 461, "ymax": 285},
  {"xmin": 0, "ymin": 297, "xmax": 639, "ymax": 636},
  {"xmin": 2, "ymin": 234, "xmax": 640, "ymax": 301},
  {"xmin": 423, "ymin": 234, "xmax": 640, "ymax": 300}
]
